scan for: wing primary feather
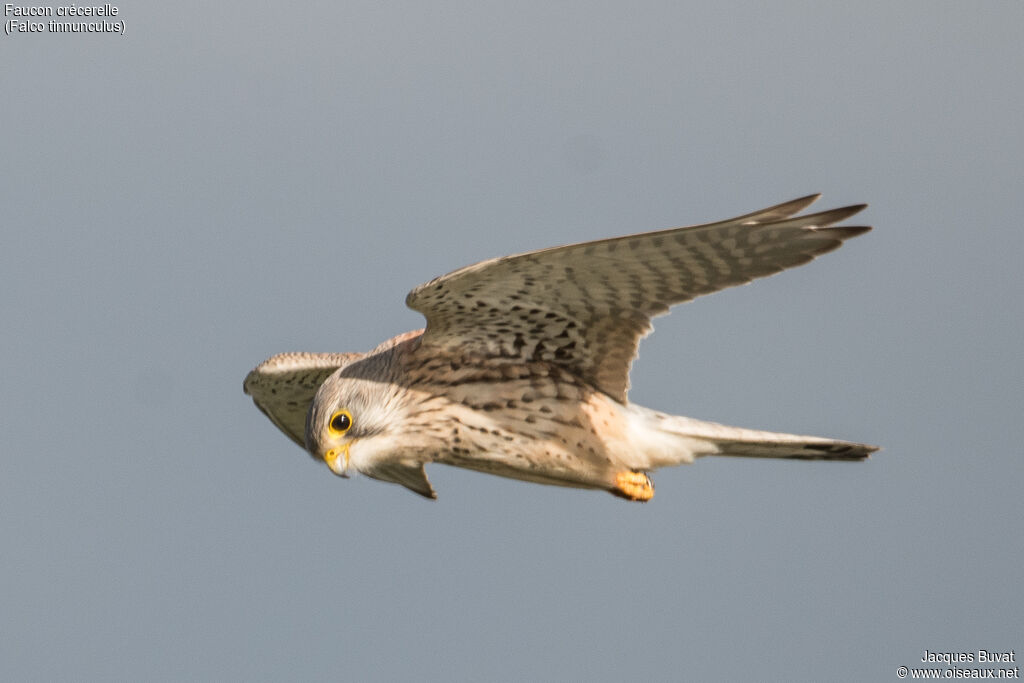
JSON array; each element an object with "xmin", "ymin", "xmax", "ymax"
[
  {"xmin": 405, "ymin": 195, "xmax": 872, "ymax": 401},
  {"xmin": 732, "ymin": 193, "xmax": 821, "ymax": 224},
  {"xmin": 765, "ymin": 204, "xmax": 868, "ymax": 229}
]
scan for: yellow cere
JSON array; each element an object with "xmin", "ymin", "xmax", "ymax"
[{"xmin": 323, "ymin": 444, "xmax": 350, "ymax": 475}]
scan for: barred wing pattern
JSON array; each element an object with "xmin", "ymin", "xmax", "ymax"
[
  {"xmin": 243, "ymin": 352, "xmax": 358, "ymax": 448},
  {"xmin": 406, "ymin": 195, "xmax": 869, "ymax": 402}
]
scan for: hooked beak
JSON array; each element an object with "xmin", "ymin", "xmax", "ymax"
[{"xmin": 323, "ymin": 443, "xmax": 351, "ymax": 478}]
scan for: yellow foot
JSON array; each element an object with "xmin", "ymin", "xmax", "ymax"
[{"xmin": 611, "ymin": 470, "xmax": 654, "ymax": 502}]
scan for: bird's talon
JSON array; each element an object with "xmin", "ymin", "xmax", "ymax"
[{"xmin": 612, "ymin": 470, "xmax": 654, "ymax": 502}]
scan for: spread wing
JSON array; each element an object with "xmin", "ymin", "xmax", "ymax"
[
  {"xmin": 406, "ymin": 194, "xmax": 870, "ymax": 402},
  {"xmin": 243, "ymin": 352, "xmax": 358, "ymax": 449}
]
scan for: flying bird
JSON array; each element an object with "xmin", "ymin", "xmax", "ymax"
[{"xmin": 244, "ymin": 194, "xmax": 878, "ymax": 501}]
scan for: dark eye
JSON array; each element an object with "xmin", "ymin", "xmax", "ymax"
[{"xmin": 329, "ymin": 410, "xmax": 352, "ymax": 435}]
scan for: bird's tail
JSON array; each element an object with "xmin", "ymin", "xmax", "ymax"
[{"xmin": 628, "ymin": 409, "xmax": 878, "ymax": 469}]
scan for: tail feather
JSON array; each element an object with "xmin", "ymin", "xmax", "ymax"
[
  {"xmin": 708, "ymin": 434, "xmax": 877, "ymax": 461},
  {"xmin": 631, "ymin": 410, "xmax": 878, "ymax": 469}
]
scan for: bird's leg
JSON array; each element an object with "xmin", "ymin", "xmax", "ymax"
[{"xmin": 610, "ymin": 471, "xmax": 655, "ymax": 502}]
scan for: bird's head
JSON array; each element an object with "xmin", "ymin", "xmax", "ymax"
[{"xmin": 304, "ymin": 366, "xmax": 406, "ymax": 477}]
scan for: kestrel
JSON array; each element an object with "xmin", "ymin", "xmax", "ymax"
[{"xmin": 244, "ymin": 194, "xmax": 878, "ymax": 501}]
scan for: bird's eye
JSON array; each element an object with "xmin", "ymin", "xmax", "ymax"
[{"xmin": 329, "ymin": 410, "xmax": 352, "ymax": 435}]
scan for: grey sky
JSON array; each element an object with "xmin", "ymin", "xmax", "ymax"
[{"xmin": 2, "ymin": 2, "xmax": 1022, "ymax": 681}]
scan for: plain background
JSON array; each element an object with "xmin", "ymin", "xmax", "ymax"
[{"xmin": 2, "ymin": 3, "xmax": 1021, "ymax": 681}]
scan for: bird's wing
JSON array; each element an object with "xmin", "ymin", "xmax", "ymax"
[
  {"xmin": 243, "ymin": 352, "xmax": 358, "ymax": 449},
  {"xmin": 366, "ymin": 462, "xmax": 438, "ymax": 499},
  {"xmin": 406, "ymin": 195, "xmax": 870, "ymax": 402}
]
